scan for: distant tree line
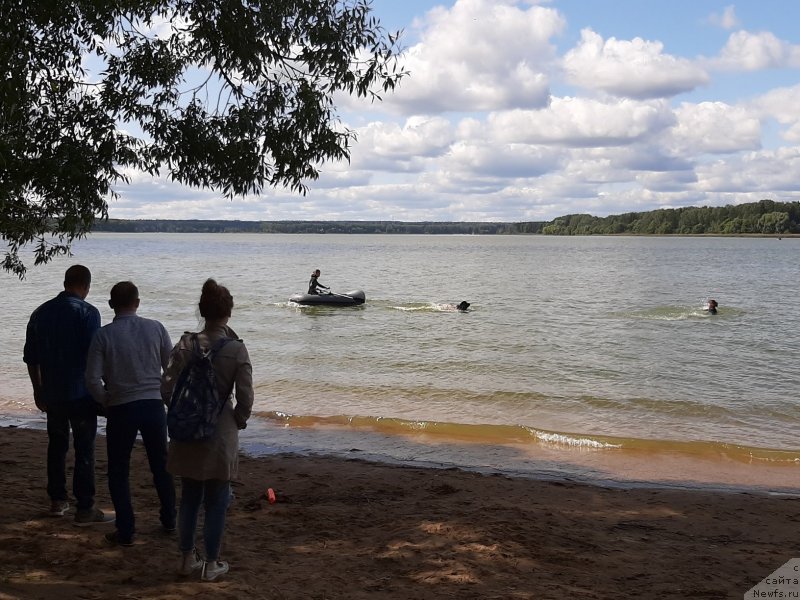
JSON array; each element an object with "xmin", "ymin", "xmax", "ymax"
[
  {"xmin": 91, "ymin": 200, "xmax": 799, "ymax": 236},
  {"xmin": 540, "ymin": 199, "xmax": 800, "ymax": 235},
  {"xmin": 92, "ymin": 219, "xmax": 544, "ymax": 235}
]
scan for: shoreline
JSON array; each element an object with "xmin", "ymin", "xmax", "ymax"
[
  {"xmin": 1, "ymin": 425, "xmax": 798, "ymax": 599},
  {"xmin": 246, "ymin": 412, "xmax": 800, "ymax": 493},
  {"xmin": 3, "ymin": 411, "xmax": 799, "ymax": 496}
]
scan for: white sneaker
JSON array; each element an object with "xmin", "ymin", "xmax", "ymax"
[
  {"xmin": 49, "ymin": 500, "xmax": 69, "ymax": 516},
  {"xmin": 177, "ymin": 549, "xmax": 203, "ymax": 576},
  {"xmin": 201, "ymin": 560, "xmax": 229, "ymax": 582}
]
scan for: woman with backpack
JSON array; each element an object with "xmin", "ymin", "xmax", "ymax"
[{"xmin": 161, "ymin": 278, "xmax": 253, "ymax": 582}]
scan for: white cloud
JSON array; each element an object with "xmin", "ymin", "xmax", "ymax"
[
  {"xmin": 562, "ymin": 29, "xmax": 709, "ymax": 99},
  {"xmin": 308, "ymin": 170, "xmax": 373, "ymax": 190},
  {"xmin": 635, "ymin": 170, "xmax": 698, "ymax": 193},
  {"xmin": 711, "ymin": 30, "xmax": 800, "ymax": 70},
  {"xmin": 342, "ymin": 116, "xmax": 454, "ymax": 174},
  {"xmin": 665, "ymin": 101, "xmax": 762, "ymax": 154},
  {"xmin": 751, "ymin": 85, "xmax": 800, "ymax": 122},
  {"xmin": 749, "ymin": 85, "xmax": 800, "ymax": 142},
  {"xmin": 382, "ymin": 0, "xmax": 564, "ymax": 114},
  {"xmin": 442, "ymin": 141, "xmax": 563, "ymax": 178},
  {"xmin": 355, "ymin": 117, "xmax": 454, "ymax": 161},
  {"xmin": 708, "ymin": 5, "xmax": 740, "ymax": 30},
  {"xmin": 613, "ymin": 146, "xmax": 694, "ymax": 173},
  {"xmin": 782, "ymin": 122, "xmax": 800, "ymax": 143},
  {"xmin": 695, "ymin": 147, "xmax": 800, "ymax": 193},
  {"xmin": 487, "ymin": 97, "xmax": 675, "ymax": 147}
]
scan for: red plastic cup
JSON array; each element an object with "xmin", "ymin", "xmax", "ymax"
[{"xmin": 267, "ymin": 488, "xmax": 276, "ymax": 504}]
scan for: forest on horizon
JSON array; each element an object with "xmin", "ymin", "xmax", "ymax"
[{"xmin": 92, "ymin": 199, "xmax": 800, "ymax": 236}]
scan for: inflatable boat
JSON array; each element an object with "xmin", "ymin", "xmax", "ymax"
[{"xmin": 289, "ymin": 290, "xmax": 366, "ymax": 306}]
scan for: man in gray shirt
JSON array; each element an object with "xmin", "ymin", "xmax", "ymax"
[{"xmin": 86, "ymin": 281, "xmax": 176, "ymax": 546}]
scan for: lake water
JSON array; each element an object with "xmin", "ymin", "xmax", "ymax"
[{"xmin": 2, "ymin": 233, "xmax": 799, "ymax": 491}]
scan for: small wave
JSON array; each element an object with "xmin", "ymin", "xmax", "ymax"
[
  {"xmin": 390, "ymin": 302, "xmax": 463, "ymax": 313},
  {"xmin": 255, "ymin": 411, "xmax": 800, "ymax": 465},
  {"xmin": 576, "ymin": 394, "xmax": 736, "ymax": 419},
  {"xmin": 630, "ymin": 309, "xmax": 705, "ymax": 321},
  {"xmin": 614, "ymin": 306, "xmax": 718, "ymax": 321},
  {"xmin": 274, "ymin": 301, "xmax": 298, "ymax": 308},
  {"xmin": 529, "ymin": 429, "xmax": 621, "ymax": 449},
  {"xmin": 613, "ymin": 304, "xmax": 745, "ymax": 321}
]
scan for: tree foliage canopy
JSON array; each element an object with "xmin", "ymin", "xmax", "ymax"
[
  {"xmin": 0, "ymin": 0, "xmax": 404, "ymax": 276},
  {"xmin": 538, "ymin": 200, "xmax": 800, "ymax": 236}
]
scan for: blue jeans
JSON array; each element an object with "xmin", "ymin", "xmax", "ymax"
[
  {"xmin": 46, "ymin": 397, "xmax": 97, "ymax": 510},
  {"xmin": 178, "ymin": 478, "xmax": 231, "ymax": 560},
  {"xmin": 106, "ymin": 399, "xmax": 176, "ymax": 541}
]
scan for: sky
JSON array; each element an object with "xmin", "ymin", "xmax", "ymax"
[{"xmin": 113, "ymin": 0, "xmax": 800, "ymax": 223}]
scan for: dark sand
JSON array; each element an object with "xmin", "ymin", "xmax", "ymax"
[{"xmin": 0, "ymin": 426, "xmax": 798, "ymax": 599}]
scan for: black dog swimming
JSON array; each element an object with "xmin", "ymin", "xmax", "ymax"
[{"xmin": 456, "ymin": 301, "xmax": 470, "ymax": 311}]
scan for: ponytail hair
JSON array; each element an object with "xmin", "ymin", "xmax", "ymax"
[{"xmin": 198, "ymin": 278, "xmax": 233, "ymax": 321}]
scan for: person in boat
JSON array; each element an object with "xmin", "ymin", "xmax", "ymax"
[
  {"xmin": 705, "ymin": 299, "xmax": 718, "ymax": 314},
  {"xmin": 456, "ymin": 301, "xmax": 470, "ymax": 311},
  {"xmin": 308, "ymin": 269, "xmax": 329, "ymax": 295}
]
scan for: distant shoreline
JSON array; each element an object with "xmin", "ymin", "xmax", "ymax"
[
  {"xmin": 92, "ymin": 227, "xmax": 800, "ymax": 238},
  {"xmin": 94, "ymin": 199, "xmax": 800, "ymax": 235}
]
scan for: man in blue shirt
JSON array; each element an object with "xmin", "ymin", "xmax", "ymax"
[
  {"xmin": 85, "ymin": 281, "xmax": 176, "ymax": 546},
  {"xmin": 23, "ymin": 265, "xmax": 112, "ymax": 525}
]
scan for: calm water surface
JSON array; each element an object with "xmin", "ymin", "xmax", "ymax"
[{"xmin": 2, "ymin": 234, "xmax": 798, "ymax": 488}]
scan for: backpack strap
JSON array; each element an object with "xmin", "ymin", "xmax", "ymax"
[
  {"xmin": 189, "ymin": 333, "xmax": 202, "ymax": 357},
  {"xmin": 207, "ymin": 337, "xmax": 231, "ymax": 359},
  {"xmin": 205, "ymin": 337, "xmax": 234, "ymax": 407},
  {"xmin": 188, "ymin": 334, "xmax": 231, "ymax": 359},
  {"xmin": 186, "ymin": 334, "xmax": 234, "ymax": 404}
]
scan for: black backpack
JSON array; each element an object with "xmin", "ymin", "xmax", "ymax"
[{"xmin": 167, "ymin": 334, "xmax": 232, "ymax": 442}]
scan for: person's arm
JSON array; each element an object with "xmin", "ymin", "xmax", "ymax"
[
  {"xmin": 24, "ymin": 313, "xmax": 46, "ymax": 412},
  {"xmin": 26, "ymin": 364, "xmax": 46, "ymax": 412},
  {"xmin": 161, "ymin": 339, "xmax": 185, "ymax": 405},
  {"xmin": 88, "ymin": 306, "xmax": 101, "ymax": 334},
  {"xmin": 85, "ymin": 334, "xmax": 109, "ymax": 408},
  {"xmin": 232, "ymin": 343, "xmax": 254, "ymax": 430},
  {"xmin": 159, "ymin": 325, "xmax": 173, "ymax": 373}
]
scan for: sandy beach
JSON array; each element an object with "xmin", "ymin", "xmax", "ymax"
[{"xmin": 0, "ymin": 425, "xmax": 797, "ymax": 599}]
